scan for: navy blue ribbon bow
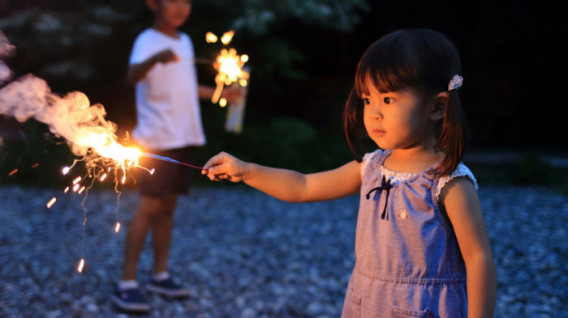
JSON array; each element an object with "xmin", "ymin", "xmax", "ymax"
[{"xmin": 365, "ymin": 175, "xmax": 393, "ymax": 220}]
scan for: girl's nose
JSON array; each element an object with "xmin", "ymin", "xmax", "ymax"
[{"xmin": 371, "ymin": 105, "xmax": 383, "ymax": 120}]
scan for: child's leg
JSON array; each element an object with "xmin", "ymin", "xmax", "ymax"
[
  {"xmin": 152, "ymin": 194, "xmax": 178, "ymax": 274},
  {"xmin": 121, "ymin": 196, "xmax": 164, "ymax": 281}
]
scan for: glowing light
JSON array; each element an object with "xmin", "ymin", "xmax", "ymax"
[
  {"xmin": 75, "ymin": 132, "xmax": 141, "ymax": 168},
  {"xmin": 62, "ymin": 166, "xmax": 70, "ymax": 175},
  {"xmin": 77, "ymin": 258, "xmax": 85, "ymax": 273},
  {"xmin": 207, "ymin": 30, "xmax": 250, "ymax": 106},
  {"xmin": 72, "ymin": 184, "xmax": 80, "ymax": 192},
  {"xmin": 121, "ymin": 175, "xmax": 126, "ymax": 184},
  {"xmin": 115, "ymin": 222, "xmax": 121, "ymax": 233},
  {"xmin": 72, "ymin": 176, "xmax": 82, "ymax": 185},
  {"xmin": 220, "ymin": 30, "xmax": 235, "ymax": 45},
  {"xmin": 219, "ymin": 98, "xmax": 227, "ymax": 107},
  {"xmin": 8, "ymin": 169, "xmax": 17, "ymax": 176},
  {"xmin": 64, "ymin": 186, "xmax": 70, "ymax": 193},
  {"xmin": 31, "ymin": 163, "xmax": 39, "ymax": 168},
  {"xmin": 77, "ymin": 186, "xmax": 85, "ymax": 194},
  {"xmin": 99, "ymin": 173, "xmax": 107, "ymax": 182},
  {"xmin": 205, "ymin": 32, "xmax": 218, "ymax": 43},
  {"xmin": 150, "ymin": 168, "xmax": 155, "ymax": 175},
  {"xmin": 47, "ymin": 197, "xmax": 57, "ymax": 208}
]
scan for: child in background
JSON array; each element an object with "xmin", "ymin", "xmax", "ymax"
[
  {"xmin": 112, "ymin": 0, "xmax": 241, "ymax": 313},
  {"xmin": 203, "ymin": 29, "xmax": 496, "ymax": 317}
]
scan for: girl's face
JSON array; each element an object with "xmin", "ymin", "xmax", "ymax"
[
  {"xmin": 154, "ymin": 0, "xmax": 191, "ymax": 30},
  {"xmin": 362, "ymin": 79, "xmax": 436, "ymax": 152}
]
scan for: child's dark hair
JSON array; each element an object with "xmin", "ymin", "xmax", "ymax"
[{"xmin": 343, "ymin": 28, "xmax": 465, "ymax": 175}]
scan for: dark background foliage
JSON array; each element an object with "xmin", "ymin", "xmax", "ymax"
[{"xmin": 0, "ymin": 0, "xmax": 566, "ymax": 187}]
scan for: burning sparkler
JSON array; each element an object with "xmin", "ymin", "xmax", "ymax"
[
  {"xmin": 0, "ymin": 31, "xmax": 206, "ymax": 274},
  {"xmin": 206, "ymin": 30, "xmax": 249, "ymax": 106}
]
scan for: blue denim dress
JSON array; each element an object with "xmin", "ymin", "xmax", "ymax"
[{"xmin": 341, "ymin": 150, "xmax": 477, "ymax": 318}]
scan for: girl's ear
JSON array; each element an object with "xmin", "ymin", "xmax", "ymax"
[
  {"xmin": 146, "ymin": 0, "xmax": 158, "ymax": 11},
  {"xmin": 430, "ymin": 92, "xmax": 449, "ymax": 121}
]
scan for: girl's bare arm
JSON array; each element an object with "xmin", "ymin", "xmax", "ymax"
[
  {"xmin": 442, "ymin": 178, "xmax": 497, "ymax": 318},
  {"xmin": 203, "ymin": 152, "xmax": 361, "ymax": 202}
]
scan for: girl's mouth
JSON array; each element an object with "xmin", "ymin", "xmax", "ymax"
[{"xmin": 371, "ymin": 129, "xmax": 385, "ymax": 137}]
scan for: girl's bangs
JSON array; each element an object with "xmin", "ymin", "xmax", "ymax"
[
  {"xmin": 354, "ymin": 34, "xmax": 421, "ymax": 98},
  {"xmin": 354, "ymin": 60, "xmax": 417, "ymax": 98}
]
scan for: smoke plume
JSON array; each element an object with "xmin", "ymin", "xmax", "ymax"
[{"xmin": 0, "ymin": 31, "xmax": 121, "ymax": 158}]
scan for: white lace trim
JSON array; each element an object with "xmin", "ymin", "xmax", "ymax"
[
  {"xmin": 435, "ymin": 163, "xmax": 478, "ymax": 200},
  {"xmin": 362, "ymin": 150, "xmax": 421, "ymax": 185},
  {"xmin": 380, "ymin": 166, "xmax": 415, "ymax": 185},
  {"xmin": 363, "ymin": 150, "xmax": 478, "ymax": 199}
]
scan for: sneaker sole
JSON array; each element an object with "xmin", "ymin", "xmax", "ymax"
[
  {"xmin": 146, "ymin": 285, "xmax": 190, "ymax": 298},
  {"xmin": 111, "ymin": 295, "xmax": 151, "ymax": 313}
]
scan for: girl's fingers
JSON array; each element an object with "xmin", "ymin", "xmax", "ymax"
[
  {"xmin": 202, "ymin": 152, "xmax": 242, "ymax": 182},
  {"xmin": 208, "ymin": 173, "xmax": 235, "ymax": 182},
  {"xmin": 203, "ymin": 152, "xmax": 228, "ymax": 170},
  {"xmin": 213, "ymin": 174, "xmax": 233, "ymax": 181}
]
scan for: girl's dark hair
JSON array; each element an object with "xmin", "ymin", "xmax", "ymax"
[{"xmin": 343, "ymin": 29, "xmax": 464, "ymax": 175}]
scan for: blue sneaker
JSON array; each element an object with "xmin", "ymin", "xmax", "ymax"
[
  {"xmin": 111, "ymin": 284, "xmax": 151, "ymax": 313},
  {"xmin": 146, "ymin": 277, "xmax": 190, "ymax": 298}
]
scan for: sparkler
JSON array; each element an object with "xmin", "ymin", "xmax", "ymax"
[
  {"xmin": 141, "ymin": 152, "xmax": 206, "ymax": 171},
  {"xmin": 206, "ymin": 30, "xmax": 250, "ymax": 106},
  {"xmin": 0, "ymin": 31, "xmax": 206, "ymax": 274}
]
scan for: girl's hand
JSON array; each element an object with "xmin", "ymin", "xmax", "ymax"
[{"xmin": 202, "ymin": 152, "xmax": 249, "ymax": 182}]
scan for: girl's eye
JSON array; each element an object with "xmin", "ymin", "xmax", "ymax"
[
  {"xmin": 383, "ymin": 97, "xmax": 391, "ymax": 104},
  {"xmin": 362, "ymin": 98, "xmax": 371, "ymax": 105}
]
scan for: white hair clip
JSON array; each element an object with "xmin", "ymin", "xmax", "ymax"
[{"xmin": 448, "ymin": 74, "xmax": 463, "ymax": 91}]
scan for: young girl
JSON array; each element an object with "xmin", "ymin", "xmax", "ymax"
[{"xmin": 203, "ymin": 29, "xmax": 496, "ymax": 318}]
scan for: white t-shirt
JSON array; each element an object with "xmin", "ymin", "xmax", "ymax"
[{"xmin": 130, "ymin": 28, "xmax": 205, "ymax": 150}]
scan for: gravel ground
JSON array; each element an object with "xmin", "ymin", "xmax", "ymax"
[{"xmin": 0, "ymin": 184, "xmax": 567, "ymax": 317}]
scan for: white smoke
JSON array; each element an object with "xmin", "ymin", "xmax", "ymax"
[
  {"xmin": 0, "ymin": 31, "xmax": 15, "ymax": 85},
  {"xmin": 0, "ymin": 31, "xmax": 121, "ymax": 158}
]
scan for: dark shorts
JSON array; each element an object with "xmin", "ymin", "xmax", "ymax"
[{"xmin": 136, "ymin": 146, "xmax": 199, "ymax": 198}]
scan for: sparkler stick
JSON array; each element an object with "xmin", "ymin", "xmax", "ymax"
[{"xmin": 141, "ymin": 152, "xmax": 206, "ymax": 171}]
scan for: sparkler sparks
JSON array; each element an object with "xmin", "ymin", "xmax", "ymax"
[
  {"xmin": 77, "ymin": 258, "xmax": 85, "ymax": 273},
  {"xmin": 205, "ymin": 32, "xmax": 218, "ymax": 43},
  {"xmin": 47, "ymin": 197, "xmax": 57, "ymax": 208},
  {"xmin": 1, "ymin": 32, "xmax": 206, "ymax": 276},
  {"xmin": 206, "ymin": 30, "xmax": 250, "ymax": 106}
]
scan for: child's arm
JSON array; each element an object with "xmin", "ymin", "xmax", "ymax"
[
  {"xmin": 441, "ymin": 178, "xmax": 496, "ymax": 318},
  {"xmin": 126, "ymin": 49, "xmax": 178, "ymax": 84},
  {"xmin": 203, "ymin": 152, "xmax": 361, "ymax": 202},
  {"xmin": 197, "ymin": 85, "xmax": 243, "ymax": 103}
]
